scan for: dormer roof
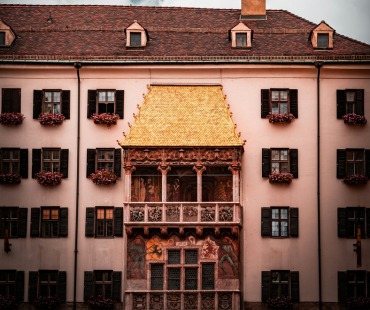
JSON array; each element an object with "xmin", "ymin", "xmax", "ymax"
[{"xmin": 0, "ymin": 19, "xmax": 16, "ymax": 47}]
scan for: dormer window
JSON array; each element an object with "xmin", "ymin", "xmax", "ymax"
[
  {"xmin": 317, "ymin": 33, "xmax": 329, "ymax": 48},
  {"xmin": 130, "ymin": 32, "xmax": 141, "ymax": 47},
  {"xmin": 0, "ymin": 20, "xmax": 16, "ymax": 47},
  {"xmin": 231, "ymin": 22, "xmax": 252, "ymax": 49},
  {"xmin": 311, "ymin": 21, "xmax": 334, "ymax": 50},
  {"xmin": 236, "ymin": 33, "xmax": 247, "ymax": 47},
  {"xmin": 126, "ymin": 21, "xmax": 147, "ymax": 48},
  {"xmin": 0, "ymin": 32, "xmax": 5, "ymax": 45}
]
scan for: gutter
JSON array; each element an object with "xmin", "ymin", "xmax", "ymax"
[{"xmin": 73, "ymin": 62, "xmax": 82, "ymax": 310}]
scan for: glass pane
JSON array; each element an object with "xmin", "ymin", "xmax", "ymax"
[
  {"xmin": 271, "ymin": 163, "xmax": 279, "ymax": 174},
  {"xmin": 97, "ymin": 209, "xmax": 105, "ymax": 219},
  {"xmin": 280, "ymin": 163, "xmax": 289, "ymax": 173},
  {"xmin": 106, "ymin": 222, "xmax": 113, "ymax": 236},
  {"xmin": 280, "ymin": 284, "xmax": 289, "ymax": 296},
  {"xmin": 280, "ymin": 91, "xmax": 288, "ymax": 101},
  {"xmin": 280, "ymin": 150, "xmax": 288, "ymax": 160},
  {"xmin": 11, "ymin": 151, "xmax": 19, "ymax": 160},
  {"xmin": 355, "ymin": 151, "xmax": 364, "ymax": 161},
  {"xmin": 271, "ymin": 91, "xmax": 279, "ymax": 101},
  {"xmin": 107, "ymin": 91, "xmax": 115, "ymax": 102},
  {"xmin": 280, "ymin": 209, "xmax": 288, "ymax": 219},
  {"xmin": 96, "ymin": 222, "xmax": 104, "ymax": 236},
  {"xmin": 168, "ymin": 250, "xmax": 181, "ymax": 265},
  {"xmin": 317, "ymin": 34, "xmax": 329, "ymax": 48},
  {"xmin": 130, "ymin": 32, "xmax": 141, "ymax": 46},
  {"xmin": 98, "ymin": 103, "xmax": 107, "ymax": 114},
  {"xmin": 106, "ymin": 209, "xmax": 113, "ymax": 219},
  {"xmin": 42, "ymin": 209, "xmax": 50, "ymax": 219},
  {"xmin": 151, "ymin": 264, "xmax": 164, "ymax": 290},
  {"xmin": 236, "ymin": 33, "xmax": 247, "ymax": 47},
  {"xmin": 185, "ymin": 268, "xmax": 197, "ymax": 290},
  {"xmin": 52, "ymin": 150, "xmax": 60, "ymax": 160},
  {"xmin": 271, "ymin": 150, "xmax": 279, "ymax": 160},
  {"xmin": 271, "ymin": 272, "xmax": 280, "ymax": 283},
  {"xmin": 2, "ymin": 163, "xmax": 10, "ymax": 174},
  {"xmin": 51, "ymin": 209, "xmax": 59, "ymax": 219},
  {"xmin": 107, "ymin": 103, "xmax": 114, "ymax": 114},
  {"xmin": 53, "ymin": 92, "xmax": 60, "ymax": 102},
  {"xmin": 167, "ymin": 268, "xmax": 181, "ymax": 290},
  {"xmin": 346, "ymin": 151, "xmax": 354, "ymax": 161},
  {"xmin": 54, "ymin": 103, "xmax": 61, "ymax": 114},
  {"xmin": 281, "ymin": 222, "xmax": 288, "ymax": 236},
  {"xmin": 280, "ymin": 271, "xmax": 289, "ymax": 282},
  {"xmin": 346, "ymin": 92, "xmax": 355, "ymax": 102},
  {"xmin": 185, "ymin": 250, "xmax": 198, "ymax": 264},
  {"xmin": 98, "ymin": 91, "xmax": 106, "ymax": 102},
  {"xmin": 271, "ymin": 209, "xmax": 279, "ymax": 219},
  {"xmin": 347, "ymin": 163, "xmax": 355, "ymax": 176},
  {"xmin": 2, "ymin": 149, "xmax": 11, "ymax": 159},
  {"xmin": 280, "ymin": 103, "xmax": 288, "ymax": 114},
  {"xmin": 44, "ymin": 92, "xmax": 52, "ymax": 102},
  {"xmin": 201, "ymin": 264, "xmax": 214, "ymax": 290},
  {"xmin": 272, "ymin": 221, "xmax": 279, "ymax": 236},
  {"xmin": 43, "ymin": 150, "xmax": 51, "ymax": 160},
  {"xmin": 355, "ymin": 162, "xmax": 364, "ymax": 174}
]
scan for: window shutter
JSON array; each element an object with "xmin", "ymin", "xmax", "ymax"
[
  {"xmin": 355, "ymin": 89, "xmax": 364, "ymax": 115},
  {"xmin": 59, "ymin": 208, "xmax": 68, "ymax": 237},
  {"xmin": 112, "ymin": 271, "xmax": 122, "ymax": 302},
  {"xmin": 337, "ymin": 208, "xmax": 347, "ymax": 238},
  {"xmin": 83, "ymin": 271, "xmax": 94, "ymax": 301},
  {"xmin": 337, "ymin": 149, "xmax": 346, "ymax": 179},
  {"xmin": 261, "ymin": 208, "xmax": 271, "ymax": 237},
  {"xmin": 261, "ymin": 271, "xmax": 270, "ymax": 302},
  {"xmin": 60, "ymin": 149, "xmax": 69, "ymax": 178},
  {"xmin": 30, "ymin": 208, "xmax": 40, "ymax": 237},
  {"xmin": 365, "ymin": 150, "xmax": 370, "ymax": 178},
  {"xmin": 337, "ymin": 90, "xmax": 346, "ymax": 119},
  {"xmin": 18, "ymin": 208, "xmax": 28, "ymax": 238},
  {"xmin": 337, "ymin": 271, "xmax": 347, "ymax": 302},
  {"xmin": 86, "ymin": 149, "xmax": 96, "ymax": 178},
  {"xmin": 289, "ymin": 89, "xmax": 298, "ymax": 118},
  {"xmin": 114, "ymin": 148, "xmax": 122, "ymax": 177},
  {"xmin": 1, "ymin": 88, "xmax": 21, "ymax": 113},
  {"xmin": 87, "ymin": 90, "xmax": 97, "ymax": 118},
  {"xmin": 366, "ymin": 208, "xmax": 370, "ymax": 238},
  {"xmin": 262, "ymin": 148, "xmax": 271, "ymax": 178},
  {"xmin": 290, "ymin": 271, "xmax": 300, "ymax": 302},
  {"xmin": 33, "ymin": 90, "xmax": 43, "ymax": 119},
  {"xmin": 289, "ymin": 149, "xmax": 299, "ymax": 178},
  {"xmin": 20, "ymin": 149, "xmax": 28, "ymax": 179},
  {"xmin": 290, "ymin": 208, "xmax": 299, "ymax": 237},
  {"xmin": 32, "ymin": 149, "xmax": 42, "ymax": 178},
  {"xmin": 16, "ymin": 271, "xmax": 24, "ymax": 302},
  {"xmin": 57, "ymin": 271, "xmax": 67, "ymax": 302},
  {"xmin": 61, "ymin": 90, "xmax": 70, "ymax": 119},
  {"xmin": 115, "ymin": 90, "xmax": 124, "ymax": 119},
  {"xmin": 28, "ymin": 271, "xmax": 38, "ymax": 302},
  {"xmin": 85, "ymin": 208, "xmax": 95, "ymax": 237},
  {"xmin": 114, "ymin": 207, "xmax": 123, "ymax": 237},
  {"xmin": 261, "ymin": 89, "xmax": 270, "ymax": 118}
]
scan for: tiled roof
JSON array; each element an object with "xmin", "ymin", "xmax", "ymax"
[
  {"xmin": 0, "ymin": 5, "xmax": 369, "ymax": 62},
  {"xmin": 119, "ymin": 85, "xmax": 243, "ymax": 147}
]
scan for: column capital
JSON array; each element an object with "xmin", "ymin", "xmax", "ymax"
[
  {"xmin": 158, "ymin": 163, "xmax": 171, "ymax": 175},
  {"xmin": 192, "ymin": 163, "xmax": 206, "ymax": 175},
  {"xmin": 124, "ymin": 162, "xmax": 136, "ymax": 175},
  {"xmin": 228, "ymin": 162, "xmax": 241, "ymax": 175}
]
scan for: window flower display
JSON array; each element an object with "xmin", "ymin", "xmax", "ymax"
[
  {"xmin": 87, "ymin": 295, "xmax": 115, "ymax": 310},
  {"xmin": 38, "ymin": 113, "xmax": 65, "ymax": 126},
  {"xmin": 35, "ymin": 171, "xmax": 63, "ymax": 186},
  {"xmin": 342, "ymin": 113, "xmax": 367, "ymax": 125},
  {"xmin": 0, "ymin": 173, "xmax": 21, "ymax": 184},
  {"xmin": 343, "ymin": 175, "xmax": 368, "ymax": 185},
  {"xmin": 33, "ymin": 296, "xmax": 61, "ymax": 309},
  {"xmin": 269, "ymin": 173, "xmax": 294, "ymax": 184},
  {"xmin": 0, "ymin": 112, "xmax": 25, "ymax": 126},
  {"xmin": 0, "ymin": 294, "xmax": 18, "ymax": 310},
  {"xmin": 267, "ymin": 113, "xmax": 295, "ymax": 124},
  {"xmin": 90, "ymin": 113, "xmax": 119, "ymax": 127},
  {"xmin": 266, "ymin": 296, "xmax": 292, "ymax": 309},
  {"xmin": 89, "ymin": 169, "xmax": 118, "ymax": 185}
]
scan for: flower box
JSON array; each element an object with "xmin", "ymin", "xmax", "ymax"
[
  {"xmin": 345, "ymin": 296, "xmax": 370, "ymax": 310},
  {"xmin": 266, "ymin": 296, "xmax": 292, "ymax": 309},
  {"xmin": 0, "ymin": 294, "xmax": 18, "ymax": 310},
  {"xmin": 269, "ymin": 173, "xmax": 294, "ymax": 184},
  {"xmin": 87, "ymin": 295, "xmax": 115, "ymax": 310},
  {"xmin": 33, "ymin": 296, "xmax": 61, "ymax": 309},
  {"xmin": 90, "ymin": 113, "xmax": 120, "ymax": 127},
  {"xmin": 89, "ymin": 169, "xmax": 118, "ymax": 185},
  {"xmin": 35, "ymin": 171, "xmax": 63, "ymax": 186},
  {"xmin": 0, "ymin": 174, "xmax": 21, "ymax": 184},
  {"xmin": 0, "ymin": 112, "xmax": 25, "ymax": 126},
  {"xmin": 38, "ymin": 113, "xmax": 65, "ymax": 126},
  {"xmin": 267, "ymin": 113, "xmax": 295, "ymax": 124},
  {"xmin": 342, "ymin": 113, "xmax": 367, "ymax": 126},
  {"xmin": 343, "ymin": 175, "xmax": 368, "ymax": 185}
]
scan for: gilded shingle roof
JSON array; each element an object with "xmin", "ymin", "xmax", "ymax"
[{"xmin": 119, "ymin": 85, "xmax": 243, "ymax": 147}]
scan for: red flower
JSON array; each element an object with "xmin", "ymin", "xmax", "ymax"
[
  {"xmin": 38, "ymin": 113, "xmax": 65, "ymax": 126},
  {"xmin": 89, "ymin": 169, "xmax": 118, "ymax": 185},
  {"xmin": 35, "ymin": 171, "xmax": 63, "ymax": 186},
  {"xmin": 0, "ymin": 174, "xmax": 21, "ymax": 184},
  {"xmin": 90, "ymin": 113, "xmax": 119, "ymax": 127},
  {"xmin": 267, "ymin": 113, "xmax": 295, "ymax": 124},
  {"xmin": 343, "ymin": 175, "xmax": 368, "ymax": 185},
  {"xmin": 269, "ymin": 173, "xmax": 294, "ymax": 184},
  {"xmin": 0, "ymin": 112, "xmax": 25, "ymax": 126},
  {"xmin": 342, "ymin": 113, "xmax": 367, "ymax": 125}
]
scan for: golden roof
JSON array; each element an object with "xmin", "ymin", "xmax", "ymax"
[{"xmin": 119, "ymin": 85, "xmax": 243, "ymax": 147}]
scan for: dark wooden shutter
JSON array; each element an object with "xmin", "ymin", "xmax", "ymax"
[
  {"xmin": 366, "ymin": 208, "xmax": 370, "ymax": 238},
  {"xmin": 355, "ymin": 89, "xmax": 364, "ymax": 115},
  {"xmin": 16, "ymin": 271, "xmax": 24, "ymax": 302},
  {"xmin": 57, "ymin": 271, "xmax": 67, "ymax": 302},
  {"xmin": 18, "ymin": 208, "xmax": 28, "ymax": 238},
  {"xmin": 261, "ymin": 89, "xmax": 270, "ymax": 118},
  {"xmin": 32, "ymin": 149, "xmax": 42, "ymax": 178},
  {"xmin": 112, "ymin": 271, "xmax": 122, "ymax": 302},
  {"xmin": 337, "ymin": 149, "xmax": 346, "ymax": 179},
  {"xmin": 114, "ymin": 148, "xmax": 122, "ymax": 177},
  {"xmin": 33, "ymin": 90, "xmax": 43, "ymax": 119},
  {"xmin": 290, "ymin": 208, "xmax": 299, "ymax": 237},
  {"xmin": 115, "ymin": 90, "xmax": 124, "ymax": 119},
  {"xmin": 290, "ymin": 271, "xmax": 300, "ymax": 302},
  {"xmin": 337, "ymin": 208, "xmax": 347, "ymax": 238},
  {"xmin": 114, "ymin": 207, "xmax": 123, "ymax": 237},
  {"xmin": 337, "ymin": 90, "xmax": 346, "ymax": 119},
  {"xmin": 86, "ymin": 149, "xmax": 96, "ymax": 177},
  {"xmin": 261, "ymin": 271, "xmax": 270, "ymax": 302},
  {"xmin": 60, "ymin": 149, "xmax": 69, "ymax": 178},
  {"xmin": 84, "ymin": 271, "xmax": 94, "ymax": 301},
  {"xmin": 85, "ymin": 208, "xmax": 95, "ymax": 237},
  {"xmin": 1, "ymin": 88, "xmax": 21, "ymax": 113},
  {"xmin": 28, "ymin": 271, "xmax": 38, "ymax": 302},
  {"xmin": 30, "ymin": 208, "xmax": 40, "ymax": 237},
  {"xmin": 61, "ymin": 90, "xmax": 70, "ymax": 119},
  {"xmin": 87, "ymin": 90, "xmax": 97, "ymax": 118},
  {"xmin": 262, "ymin": 148, "xmax": 271, "ymax": 178},
  {"xmin": 261, "ymin": 208, "xmax": 271, "ymax": 237},
  {"xmin": 59, "ymin": 208, "xmax": 68, "ymax": 237},
  {"xmin": 20, "ymin": 149, "xmax": 28, "ymax": 179},
  {"xmin": 365, "ymin": 149, "xmax": 370, "ymax": 178},
  {"xmin": 337, "ymin": 271, "xmax": 347, "ymax": 302},
  {"xmin": 289, "ymin": 149, "xmax": 298, "ymax": 178},
  {"xmin": 289, "ymin": 89, "xmax": 298, "ymax": 118}
]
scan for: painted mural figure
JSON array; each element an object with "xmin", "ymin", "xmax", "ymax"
[
  {"xmin": 139, "ymin": 178, "xmax": 146, "ymax": 202},
  {"xmin": 172, "ymin": 178, "xmax": 180, "ymax": 201},
  {"xmin": 127, "ymin": 238, "xmax": 146, "ymax": 279},
  {"xmin": 218, "ymin": 237, "xmax": 238, "ymax": 277}
]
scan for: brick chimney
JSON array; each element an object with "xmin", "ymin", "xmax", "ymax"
[{"xmin": 241, "ymin": 0, "xmax": 266, "ymax": 19}]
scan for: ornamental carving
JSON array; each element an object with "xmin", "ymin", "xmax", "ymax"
[
  {"xmin": 149, "ymin": 294, "xmax": 163, "ymax": 310},
  {"xmin": 130, "ymin": 206, "xmax": 144, "ymax": 222},
  {"xmin": 219, "ymin": 205, "xmax": 233, "ymax": 222},
  {"xmin": 167, "ymin": 294, "xmax": 181, "ymax": 310},
  {"xmin": 148, "ymin": 206, "xmax": 162, "ymax": 222},
  {"xmin": 218, "ymin": 293, "xmax": 233, "ymax": 310},
  {"xmin": 183, "ymin": 205, "xmax": 198, "ymax": 222},
  {"xmin": 184, "ymin": 294, "xmax": 198, "ymax": 310},
  {"xmin": 166, "ymin": 205, "xmax": 180, "ymax": 221},
  {"xmin": 201, "ymin": 293, "xmax": 215, "ymax": 310},
  {"xmin": 133, "ymin": 294, "xmax": 146, "ymax": 310},
  {"xmin": 201, "ymin": 206, "xmax": 215, "ymax": 222}
]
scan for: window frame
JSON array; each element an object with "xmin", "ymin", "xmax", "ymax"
[
  {"xmin": 337, "ymin": 149, "xmax": 370, "ymax": 179},
  {"xmin": 30, "ymin": 207, "xmax": 68, "ymax": 238},
  {"xmin": 32, "ymin": 148, "xmax": 68, "ymax": 179},
  {"xmin": 87, "ymin": 89, "xmax": 124, "ymax": 119},
  {"xmin": 261, "ymin": 89, "xmax": 298, "ymax": 118},
  {"xmin": 41, "ymin": 148, "xmax": 61, "ymax": 173},
  {"xmin": 93, "ymin": 270, "xmax": 113, "ymax": 298},
  {"xmin": 38, "ymin": 270, "xmax": 58, "ymax": 297},
  {"xmin": 0, "ymin": 207, "xmax": 27, "ymax": 239},
  {"xmin": 41, "ymin": 207, "xmax": 60, "ymax": 238},
  {"xmin": 261, "ymin": 207, "xmax": 298, "ymax": 238},
  {"xmin": 1, "ymin": 88, "xmax": 21, "ymax": 113},
  {"xmin": 33, "ymin": 89, "xmax": 70, "ymax": 119},
  {"xmin": 95, "ymin": 207, "xmax": 114, "ymax": 237},
  {"xmin": 42, "ymin": 90, "xmax": 62, "ymax": 114},
  {"xmin": 85, "ymin": 207, "xmax": 123, "ymax": 238},
  {"xmin": 338, "ymin": 207, "xmax": 369, "ymax": 238},
  {"xmin": 0, "ymin": 269, "xmax": 16, "ymax": 298},
  {"xmin": 28, "ymin": 270, "xmax": 66, "ymax": 303},
  {"xmin": 86, "ymin": 148, "xmax": 121, "ymax": 178},
  {"xmin": 262, "ymin": 270, "xmax": 300, "ymax": 302},
  {"xmin": 262, "ymin": 148, "xmax": 299, "ymax": 178},
  {"xmin": 338, "ymin": 270, "xmax": 370, "ymax": 301}
]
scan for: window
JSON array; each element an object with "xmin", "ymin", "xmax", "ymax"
[
  {"xmin": 84, "ymin": 270, "xmax": 122, "ymax": 301},
  {"xmin": 261, "ymin": 89, "xmax": 298, "ymax": 118},
  {"xmin": 0, "ymin": 207, "xmax": 27, "ymax": 238},
  {"xmin": 86, "ymin": 148, "xmax": 121, "ymax": 177},
  {"xmin": 1, "ymin": 88, "xmax": 21, "ymax": 113},
  {"xmin": 338, "ymin": 270, "xmax": 370, "ymax": 301},
  {"xmin": 130, "ymin": 32, "xmax": 141, "ymax": 47},
  {"xmin": 150, "ymin": 264, "xmax": 163, "ymax": 290},
  {"xmin": 236, "ymin": 33, "xmax": 247, "ymax": 47},
  {"xmin": 28, "ymin": 270, "xmax": 66, "ymax": 302},
  {"xmin": 0, "ymin": 32, "xmax": 5, "ymax": 45},
  {"xmin": 0, "ymin": 270, "xmax": 24, "ymax": 301},
  {"xmin": 30, "ymin": 207, "xmax": 68, "ymax": 238},
  {"xmin": 317, "ymin": 33, "xmax": 329, "ymax": 48},
  {"xmin": 33, "ymin": 90, "xmax": 70, "ymax": 119},
  {"xmin": 337, "ymin": 149, "xmax": 370, "ymax": 179},
  {"xmin": 125, "ymin": 21, "xmax": 147, "ymax": 48},
  {"xmin": 32, "ymin": 148, "xmax": 69, "ymax": 178},
  {"xmin": 311, "ymin": 21, "xmax": 334, "ymax": 49},
  {"xmin": 261, "ymin": 270, "xmax": 299, "ymax": 302},
  {"xmin": 262, "ymin": 148, "xmax": 298, "ymax": 178},
  {"xmin": 0, "ymin": 148, "xmax": 28, "ymax": 178},
  {"xmin": 85, "ymin": 207, "xmax": 123, "ymax": 238},
  {"xmin": 87, "ymin": 89, "xmax": 124, "ymax": 118},
  {"xmin": 230, "ymin": 22, "xmax": 251, "ymax": 48},
  {"xmin": 261, "ymin": 207, "xmax": 298, "ymax": 237},
  {"xmin": 337, "ymin": 89, "xmax": 364, "ymax": 118},
  {"xmin": 97, "ymin": 149, "xmax": 114, "ymax": 170},
  {"xmin": 338, "ymin": 207, "xmax": 369, "ymax": 238}
]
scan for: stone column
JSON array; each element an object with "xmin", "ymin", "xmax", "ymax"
[
  {"xmin": 193, "ymin": 163, "xmax": 206, "ymax": 202},
  {"xmin": 123, "ymin": 162, "xmax": 136, "ymax": 202},
  {"xmin": 229, "ymin": 163, "xmax": 241, "ymax": 203},
  {"xmin": 158, "ymin": 163, "xmax": 171, "ymax": 202}
]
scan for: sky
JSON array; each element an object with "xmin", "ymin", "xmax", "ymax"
[{"xmin": 1, "ymin": 0, "xmax": 369, "ymax": 44}]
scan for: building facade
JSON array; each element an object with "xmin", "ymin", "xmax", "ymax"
[{"xmin": 0, "ymin": 1, "xmax": 370, "ymax": 309}]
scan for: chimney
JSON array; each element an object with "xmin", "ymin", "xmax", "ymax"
[{"xmin": 241, "ymin": 0, "xmax": 266, "ymax": 20}]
